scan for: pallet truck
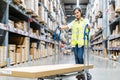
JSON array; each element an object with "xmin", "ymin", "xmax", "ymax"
[
  {"xmin": 76, "ymin": 24, "xmax": 92, "ymax": 80},
  {"xmin": 0, "ymin": 26, "xmax": 93, "ymax": 80}
]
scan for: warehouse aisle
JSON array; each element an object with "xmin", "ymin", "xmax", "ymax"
[{"xmin": 0, "ymin": 54, "xmax": 120, "ymax": 80}]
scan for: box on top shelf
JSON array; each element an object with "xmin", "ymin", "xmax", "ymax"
[
  {"xmin": 40, "ymin": 0, "xmax": 49, "ymax": 10},
  {"xmin": 12, "ymin": 0, "xmax": 22, "ymax": 5},
  {"xmin": 12, "ymin": 0, "xmax": 26, "ymax": 9},
  {"xmin": 25, "ymin": 0, "xmax": 34, "ymax": 13},
  {"xmin": 38, "ymin": 5, "xmax": 45, "ymax": 22},
  {"xmin": 49, "ymin": 0, "xmax": 53, "ymax": 13},
  {"xmin": 34, "ymin": 0, "xmax": 39, "ymax": 16},
  {"xmin": 115, "ymin": 0, "xmax": 120, "ymax": 13},
  {"xmin": 109, "ymin": 2, "xmax": 116, "ymax": 22}
]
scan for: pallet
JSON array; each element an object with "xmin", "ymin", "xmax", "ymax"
[{"xmin": 116, "ymin": 9, "xmax": 120, "ymax": 13}]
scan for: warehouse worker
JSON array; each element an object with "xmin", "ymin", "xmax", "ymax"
[{"xmin": 59, "ymin": 7, "xmax": 90, "ymax": 64}]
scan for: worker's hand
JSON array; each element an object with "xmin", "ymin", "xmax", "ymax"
[{"xmin": 58, "ymin": 26, "xmax": 62, "ymax": 30}]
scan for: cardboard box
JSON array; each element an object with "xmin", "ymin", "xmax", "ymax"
[
  {"xmin": 30, "ymin": 48, "xmax": 37, "ymax": 59},
  {"xmin": 13, "ymin": 0, "xmax": 22, "ymax": 5},
  {"xmin": 38, "ymin": 6, "xmax": 44, "ymax": 21},
  {"xmin": 31, "ymin": 42, "xmax": 37, "ymax": 48},
  {"xmin": 8, "ymin": 44, "xmax": 16, "ymax": 52},
  {"xmin": 44, "ymin": 11, "xmax": 48, "ymax": 24},
  {"xmin": 14, "ymin": 21, "xmax": 24, "ymax": 30},
  {"xmin": 8, "ymin": 20, "xmax": 14, "ymax": 27},
  {"xmin": 23, "ymin": 37, "xmax": 29, "ymax": 61},
  {"xmin": 33, "ymin": 30, "xmax": 39, "ymax": 36},
  {"xmin": 49, "ymin": 1, "xmax": 53, "ymax": 13},
  {"xmin": 40, "ymin": 0, "xmax": 49, "ymax": 9},
  {"xmin": 9, "ymin": 51, "xmax": 16, "ymax": 64},
  {"xmin": 25, "ymin": 0, "xmax": 34, "ymax": 12},
  {"xmin": 15, "ymin": 53, "xmax": 22, "ymax": 63},
  {"xmin": 22, "ymin": 21, "xmax": 28, "ymax": 32},
  {"xmin": 115, "ymin": 0, "xmax": 120, "ymax": 12},
  {"xmin": 0, "ymin": 46, "xmax": 7, "ymax": 64},
  {"xmin": 16, "ymin": 45, "xmax": 25, "ymax": 62},
  {"xmin": 34, "ymin": 0, "xmax": 39, "ymax": 16}
]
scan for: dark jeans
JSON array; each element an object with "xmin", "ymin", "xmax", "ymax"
[{"xmin": 73, "ymin": 44, "xmax": 84, "ymax": 64}]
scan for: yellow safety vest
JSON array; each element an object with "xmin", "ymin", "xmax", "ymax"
[{"xmin": 71, "ymin": 19, "xmax": 88, "ymax": 47}]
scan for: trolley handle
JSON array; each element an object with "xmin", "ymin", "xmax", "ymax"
[
  {"xmin": 54, "ymin": 26, "xmax": 61, "ymax": 41},
  {"xmin": 84, "ymin": 24, "xmax": 90, "ymax": 41}
]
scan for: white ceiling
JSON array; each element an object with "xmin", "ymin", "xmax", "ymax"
[{"xmin": 62, "ymin": 0, "xmax": 89, "ymax": 15}]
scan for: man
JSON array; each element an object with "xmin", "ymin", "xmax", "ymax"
[{"xmin": 59, "ymin": 7, "xmax": 90, "ymax": 64}]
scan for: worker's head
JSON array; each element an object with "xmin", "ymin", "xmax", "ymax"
[{"xmin": 73, "ymin": 7, "xmax": 82, "ymax": 19}]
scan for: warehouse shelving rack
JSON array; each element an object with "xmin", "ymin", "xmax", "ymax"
[
  {"xmin": 88, "ymin": 0, "xmax": 109, "ymax": 58},
  {"xmin": 108, "ymin": 15, "xmax": 120, "ymax": 61},
  {"xmin": 0, "ymin": 0, "xmax": 61, "ymax": 68},
  {"xmin": 90, "ymin": 29, "xmax": 104, "ymax": 56}
]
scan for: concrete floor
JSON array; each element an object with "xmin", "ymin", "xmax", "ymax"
[{"xmin": 0, "ymin": 53, "xmax": 120, "ymax": 80}]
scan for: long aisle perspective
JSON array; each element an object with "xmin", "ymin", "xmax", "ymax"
[{"xmin": 0, "ymin": 53, "xmax": 120, "ymax": 80}]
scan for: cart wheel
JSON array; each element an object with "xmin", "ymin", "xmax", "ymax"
[
  {"xmin": 38, "ymin": 78, "xmax": 44, "ymax": 80},
  {"xmin": 76, "ymin": 74, "xmax": 85, "ymax": 80},
  {"xmin": 87, "ymin": 73, "xmax": 92, "ymax": 80}
]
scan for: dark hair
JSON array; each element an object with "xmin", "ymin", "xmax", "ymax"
[{"xmin": 73, "ymin": 7, "xmax": 83, "ymax": 16}]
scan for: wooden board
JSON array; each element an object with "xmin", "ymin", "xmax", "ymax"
[{"xmin": 0, "ymin": 64, "xmax": 93, "ymax": 78}]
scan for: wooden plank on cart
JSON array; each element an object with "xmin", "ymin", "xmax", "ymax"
[{"xmin": 0, "ymin": 64, "xmax": 93, "ymax": 78}]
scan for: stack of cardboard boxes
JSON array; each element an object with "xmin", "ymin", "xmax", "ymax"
[
  {"xmin": 30, "ymin": 42, "xmax": 37, "ymax": 60},
  {"xmin": 0, "ymin": 46, "xmax": 7, "ymax": 67}
]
